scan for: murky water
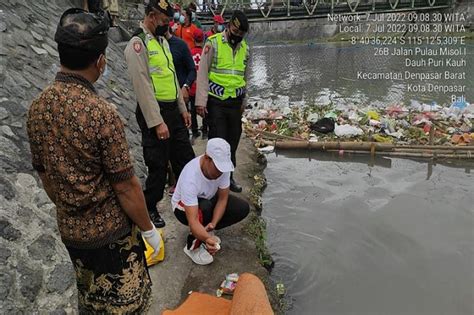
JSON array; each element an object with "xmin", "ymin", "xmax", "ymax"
[
  {"xmin": 248, "ymin": 42, "xmax": 473, "ymax": 107},
  {"xmin": 249, "ymin": 42, "xmax": 474, "ymax": 314}
]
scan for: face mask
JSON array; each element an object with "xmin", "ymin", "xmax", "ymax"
[
  {"xmin": 191, "ymin": 12, "xmax": 196, "ymax": 21},
  {"xmin": 101, "ymin": 63, "xmax": 110, "ymax": 82},
  {"xmin": 96, "ymin": 55, "xmax": 108, "ymax": 83},
  {"xmin": 217, "ymin": 24, "xmax": 224, "ymax": 32},
  {"xmin": 173, "ymin": 12, "xmax": 180, "ymax": 21},
  {"xmin": 179, "ymin": 15, "xmax": 185, "ymax": 24},
  {"xmin": 155, "ymin": 24, "xmax": 168, "ymax": 37},
  {"xmin": 228, "ymin": 31, "xmax": 243, "ymax": 47}
]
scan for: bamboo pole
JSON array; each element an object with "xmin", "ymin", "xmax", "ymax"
[
  {"xmin": 245, "ymin": 127, "xmax": 304, "ymax": 142},
  {"xmin": 393, "ymin": 147, "xmax": 474, "ymax": 153},
  {"xmin": 326, "ymin": 150, "xmax": 473, "ymax": 159},
  {"xmin": 262, "ymin": 140, "xmax": 474, "ymax": 152},
  {"xmin": 260, "ymin": 140, "xmax": 474, "ymax": 159},
  {"xmin": 269, "ymin": 141, "xmax": 396, "ymax": 151}
]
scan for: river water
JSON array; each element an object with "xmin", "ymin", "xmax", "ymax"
[{"xmin": 248, "ymin": 42, "xmax": 474, "ymax": 314}]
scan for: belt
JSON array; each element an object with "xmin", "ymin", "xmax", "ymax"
[
  {"xmin": 209, "ymin": 95, "xmax": 243, "ymax": 106},
  {"xmin": 157, "ymin": 100, "xmax": 178, "ymax": 110}
]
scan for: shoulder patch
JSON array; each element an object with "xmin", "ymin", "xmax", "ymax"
[{"xmin": 133, "ymin": 41, "xmax": 142, "ymax": 53}]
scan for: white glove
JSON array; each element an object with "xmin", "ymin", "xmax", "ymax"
[{"xmin": 142, "ymin": 224, "xmax": 162, "ymax": 258}]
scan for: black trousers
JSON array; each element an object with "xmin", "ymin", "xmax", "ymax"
[
  {"xmin": 174, "ymin": 194, "xmax": 250, "ymax": 249},
  {"xmin": 189, "ymin": 96, "xmax": 207, "ymax": 134},
  {"xmin": 207, "ymin": 96, "xmax": 243, "ymax": 167},
  {"xmin": 139, "ymin": 103, "xmax": 195, "ymax": 214}
]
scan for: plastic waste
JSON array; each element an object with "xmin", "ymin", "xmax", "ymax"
[
  {"xmin": 373, "ymin": 134, "xmax": 393, "ymax": 143},
  {"xmin": 310, "ymin": 118, "xmax": 335, "ymax": 134},
  {"xmin": 450, "ymin": 99, "xmax": 467, "ymax": 111},
  {"xmin": 451, "ymin": 133, "xmax": 471, "ymax": 144},
  {"xmin": 257, "ymin": 120, "xmax": 267, "ymax": 129},
  {"xmin": 386, "ymin": 131, "xmax": 404, "ymax": 139},
  {"xmin": 218, "ymin": 273, "xmax": 239, "ymax": 295},
  {"xmin": 367, "ymin": 110, "xmax": 380, "ymax": 120},
  {"xmin": 369, "ymin": 119, "xmax": 381, "ymax": 127},
  {"xmin": 258, "ymin": 146, "xmax": 275, "ymax": 153},
  {"xmin": 348, "ymin": 111, "xmax": 359, "ymax": 122},
  {"xmin": 282, "ymin": 106, "xmax": 291, "ymax": 116},
  {"xmin": 334, "ymin": 124, "xmax": 363, "ymax": 137},
  {"xmin": 324, "ymin": 112, "xmax": 338, "ymax": 120},
  {"xmin": 306, "ymin": 112, "xmax": 319, "ymax": 123},
  {"xmin": 381, "ymin": 118, "xmax": 396, "ymax": 133},
  {"xmin": 276, "ymin": 283, "xmax": 285, "ymax": 297}
]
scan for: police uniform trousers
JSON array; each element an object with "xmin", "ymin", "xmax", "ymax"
[
  {"xmin": 136, "ymin": 101, "xmax": 195, "ymax": 214},
  {"xmin": 207, "ymin": 96, "xmax": 242, "ymax": 167}
]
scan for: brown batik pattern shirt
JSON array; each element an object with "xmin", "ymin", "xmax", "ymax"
[{"xmin": 27, "ymin": 72, "xmax": 133, "ymax": 249}]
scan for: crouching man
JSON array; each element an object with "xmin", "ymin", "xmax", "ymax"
[{"xmin": 171, "ymin": 138, "xmax": 250, "ymax": 265}]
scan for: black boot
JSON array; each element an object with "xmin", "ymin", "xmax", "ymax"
[
  {"xmin": 229, "ymin": 173, "xmax": 242, "ymax": 193},
  {"xmin": 150, "ymin": 211, "xmax": 166, "ymax": 228}
]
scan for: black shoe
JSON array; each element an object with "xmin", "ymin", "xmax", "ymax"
[
  {"xmin": 230, "ymin": 178, "xmax": 242, "ymax": 193},
  {"xmin": 150, "ymin": 211, "xmax": 166, "ymax": 228}
]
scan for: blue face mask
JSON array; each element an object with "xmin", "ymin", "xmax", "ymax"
[
  {"xmin": 173, "ymin": 12, "xmax": 180, "ymax": 21},
  {"xmin": 179, "ymin": 15, "xmax": 185, "ymax": 24},
  {"xmin": 217, "ymin": 24, "xmax": 224, "ymax": 32}
]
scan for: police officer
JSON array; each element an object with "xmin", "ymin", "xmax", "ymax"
[
  {"xmin": 125, "ymin": 0, "xmax": 195, "ymax": 227},
  {"xmin": 195, "ymin": 10, "xmax": 249, "ymax": 193}
]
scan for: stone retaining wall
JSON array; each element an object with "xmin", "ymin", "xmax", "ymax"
[{"xmin": 0, "ymin": 0, "xmax": 146, "ymax": 312}]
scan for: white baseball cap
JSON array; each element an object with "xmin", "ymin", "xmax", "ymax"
[{"xmin": 206, "ymin": 138, "xmax": 234, "ymax": 173}]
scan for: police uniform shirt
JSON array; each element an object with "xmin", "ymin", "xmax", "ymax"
[
  {"xmin": 124, "ymin": 22, "xmax": 187, "ymax": 129},
  {"xmin": 195, "ymin": 31, "xmax": 249, "ymax": 110}
]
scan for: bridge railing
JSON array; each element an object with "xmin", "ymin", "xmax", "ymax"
[{"xmin": 197, "ymin": 0, "xmax": 453, "ymax": 20}]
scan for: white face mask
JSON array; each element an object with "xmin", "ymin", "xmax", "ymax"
[{"xmin": 101, "ymin": 63, "xmax": 110, "ymax": 81}]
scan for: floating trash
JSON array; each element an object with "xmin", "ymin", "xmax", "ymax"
[
  {"xmin": 244, "ymin": 99, "xmax": 473, "ymax": 147},
  {"xmin": 276, "ymin": 283, "xmax": 285, "ymax": 297}
]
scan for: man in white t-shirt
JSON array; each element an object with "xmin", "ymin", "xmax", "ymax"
[{"xmin": 172, "ymin": 138, "xmax": 250, "ymax": 265}]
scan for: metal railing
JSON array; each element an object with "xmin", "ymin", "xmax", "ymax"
[{"xmin": 197, "ymin": 0, "xmax": 454, "ymax": 20}]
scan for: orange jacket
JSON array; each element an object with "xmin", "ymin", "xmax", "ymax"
[{"xmin": 176, "ymin": 24, "xmax": 199, "ymax": 50}]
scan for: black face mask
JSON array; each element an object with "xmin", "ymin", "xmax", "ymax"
[
  {"xmin": 154, "ymin": 24, "xmax": 168, "ymax": 37},
  {"xmin": 228, "ymin": 32, "xmax": 243, "ymax": 47}
]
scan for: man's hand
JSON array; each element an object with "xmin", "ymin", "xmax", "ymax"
[
  {"xmin": 141, "ymin": 225, "xmax": 162, "ymax": 258},
  {"xmin": 205, "ymin": 222, "xmax": 215, "ymax": 232},
  {"xmin": 205, "ymin": 236, "xmax": 220, "ymax": 255},
  {"xmin": 181, "ymin": 87, "xmax": 190, "ymax": 103},
  {"xmin": 196, "ymin": 106, "xmax": 207, "ymax": 117},
  {"xmin": 155, "ymin": 122, "xmax": 170, "ymax": 140},
  {"xmin": 182, "ymin": 111, "xmax": 191, "ymax": 128}
]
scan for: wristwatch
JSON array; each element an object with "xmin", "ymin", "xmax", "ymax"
[{"xmin": 183, "ymin": 84, "xmax": 190, "ymax": 90}]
